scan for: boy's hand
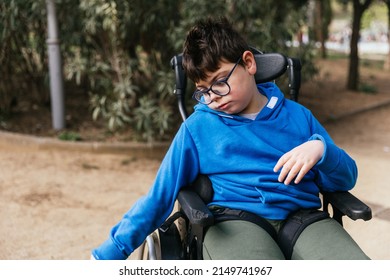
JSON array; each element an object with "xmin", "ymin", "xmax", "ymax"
[{"xmin": 273, "ymin": 140, "xmax": 324, "ymax": 185}]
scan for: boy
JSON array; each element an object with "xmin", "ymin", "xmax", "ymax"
[{"xmin": 92, "ymin": 17, "xmax": 369, "ymax": 260}]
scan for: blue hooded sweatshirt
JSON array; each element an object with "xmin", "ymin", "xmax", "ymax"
[{"xmin": 92, "ymin": 82, "xmax": 357, "ymax": 260}]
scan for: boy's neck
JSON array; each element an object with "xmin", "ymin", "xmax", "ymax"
[{"xmin": 240, "ymin": 92, "xmax": 268, "ymax": 115}]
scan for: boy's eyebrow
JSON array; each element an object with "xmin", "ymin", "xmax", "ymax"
[{"xmin": 196, "ymin": 68, "xmax": 230, "ymax": 88}]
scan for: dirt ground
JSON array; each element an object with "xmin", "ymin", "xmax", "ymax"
[{"xmin": 1, "ymin": 58, "xmax": 390, "ymax": 260}]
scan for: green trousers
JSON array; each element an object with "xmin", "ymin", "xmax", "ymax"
[{"xmin": 202, "ymin": 218, "xmax": 370, "ymax": 260}]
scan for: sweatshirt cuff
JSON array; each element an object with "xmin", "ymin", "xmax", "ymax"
[
  {"xmin": 91, "ymin": 238, "xmax": 128, "ymax": 260},
  {"xmin": 309, "ymin": 133, "xmax": 338, "ymax": 172}
]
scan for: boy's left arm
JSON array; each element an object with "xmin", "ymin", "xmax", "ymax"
[
  {"xmin": 274, "ymin": 139, "xmax": 324, "ymax": 185},
  {"xmin": 274, "ymin": 109, "xmax": 358, "ymax": 192},
  {"xmin": 274, "ymin": 134, "xmax": 357, "ymax": 191},
  {"xmin": 308, "ymin": 133, "xmax": 358, "ymax": 192}
]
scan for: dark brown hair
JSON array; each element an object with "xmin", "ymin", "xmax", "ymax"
[{"xmin": 182, "ymin": 17, "xmax": 249, "ymax": 82}]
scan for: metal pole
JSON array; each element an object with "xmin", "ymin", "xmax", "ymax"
[{"xmin": 46, "ymin": 0, "xmax": 65, "ymax": 130}]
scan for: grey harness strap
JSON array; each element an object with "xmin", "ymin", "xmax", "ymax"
[
  {"xmin": 211, "ymin": 207, "xmax": 278, "ymax": 241},
  {"xmin": 277, "ymin": 209, "xmax": 330, "ymax": 259}
]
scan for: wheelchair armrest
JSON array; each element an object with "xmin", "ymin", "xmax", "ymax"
[
  {"xmin": 322, "ymin": 191, "xmax": 372, "ymax": 222},
  {"xmin": 177, "ymin": 189, "xmax": 214, "ymax": 227}
]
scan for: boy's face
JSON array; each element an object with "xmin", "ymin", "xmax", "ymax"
[{"xmin": 194, "ymin": 52, "xmax": 261, "ymax": 115}]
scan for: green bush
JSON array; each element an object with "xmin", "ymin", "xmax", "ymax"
[
  {"xmin": 58, "ymin": 131, "xmax": 82, "ymax": 141},
  {"xmin": 1, "ymin": 0, "xmax": 316, "ymax": 142}
]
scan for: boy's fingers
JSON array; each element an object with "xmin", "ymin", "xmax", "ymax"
[
  {"xmin": 282, "ymin": 162, "xmax": 302, "ymax": 185},
  {"xmin": 293, "ymin": 170, "xmax": 305, "ymax": 184},
  {"xmin": 277, "ymin": 160, "xmax": 296, "ymax": 184},
  {"xmin": 273, "ymin": 160, "xmax": 282, "ymax": 172},
  {"xmin": 294, "ymin": 164, "xmax": 311, "ymax": 184},
  {"xmin": 273, "ymin": 153, "xmax": 290, "ymax": 172}
]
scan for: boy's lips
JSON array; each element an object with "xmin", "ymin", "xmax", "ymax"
[{"xmin": 218, "ymin": 102, "xmax": 231, "ymax": 110}]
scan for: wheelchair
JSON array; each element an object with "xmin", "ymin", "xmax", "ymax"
[{"xmin": 136, "ymin": 48, "xmax": 372, "ymax": 260}]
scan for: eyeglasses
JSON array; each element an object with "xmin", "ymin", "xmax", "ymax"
[{"xmin": 192, "ymin": 57, "xmax": 242, "ymax": 105}]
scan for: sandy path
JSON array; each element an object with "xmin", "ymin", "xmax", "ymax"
[{"xmin": 0, "ymin": 145, "xmax": 160, "ymax": 259}]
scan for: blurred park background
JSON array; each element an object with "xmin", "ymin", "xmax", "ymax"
[{"xmin": 1, "ymin": 0, "xmax": 389, "ymax": 143}]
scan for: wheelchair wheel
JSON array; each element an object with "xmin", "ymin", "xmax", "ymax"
[
  {"xmin": 136, "ymin": 223, "xmax": 185, "ymax": 260},
  {"xmin": 137, "ymin": 231, "xmax": 161, "ymax": 260}
]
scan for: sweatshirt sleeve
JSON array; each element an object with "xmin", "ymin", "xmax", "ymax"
[
  {"xmin": 91, "ymin": 124, "xmax": 200, "ymax": 260},
  {"xmin": 308, "ymin": 119, "xmax": 358, "ymax": 192}
]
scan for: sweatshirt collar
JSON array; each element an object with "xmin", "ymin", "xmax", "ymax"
[{"xmin": 194, "ymin": 82, "xmax": 284, "ymax": 123}]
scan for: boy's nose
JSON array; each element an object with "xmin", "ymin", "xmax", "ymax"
[{"xmin": 209, "ymin": 91, "xmax": 222, "ymax": 103}]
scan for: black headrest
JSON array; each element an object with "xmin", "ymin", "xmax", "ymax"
[
  {"xmin": 171, "ymin": 50, "xmax": 289, "ymax": 87},
  {"xmin": 253, "ymin": 52, "xmax": 288, "ymax": 83}
]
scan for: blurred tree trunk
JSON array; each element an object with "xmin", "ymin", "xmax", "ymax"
[
  {"xmin": 314, "ymin": 0, "xmax": 326, "ymax": 57},
  {"xmin": 313, "ymin": 0, "xmax": 332, "ymax": 58},
  {"xmin": 347, "ymin": 0, "xmax": 373, "ymax": 91},
  {"xmin": 384, "ymin": 0, "xmax": 390, "ymax": 71}
]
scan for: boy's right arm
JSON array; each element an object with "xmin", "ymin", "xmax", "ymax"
[{"xmin": 91, "ymin": 124, "xmax": 200, "ymax": 260}]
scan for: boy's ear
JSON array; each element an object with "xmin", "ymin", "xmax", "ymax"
[{"xmin": 242, "ymin": 50, "xmax": 257, "ymax": 75}]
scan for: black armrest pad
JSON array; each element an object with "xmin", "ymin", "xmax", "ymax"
[
  {"xmin": 322, "ymin": 191, "xmax": 372, "ymax": 221},
  {"xmin": 178, "ymin": 189, "xmax": 214, "ymax": 226}
]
